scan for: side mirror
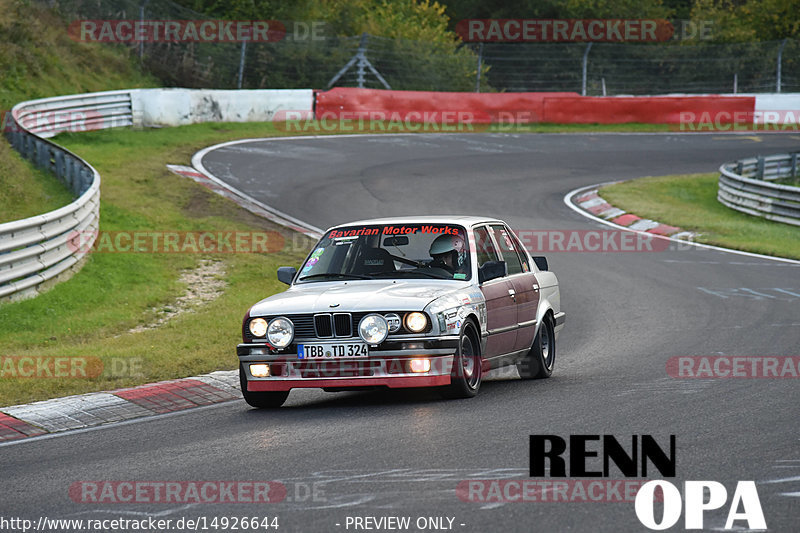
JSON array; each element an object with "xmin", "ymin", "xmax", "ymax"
[
  {"xmin": 478, "ymin": 260, "xmax": 507, "ymax": 284},
  {"xmin": 277, "ymin": 266, "xmax": 297, "ymax": 285},
  {"xmin": 532, "ymin": 256, "xmax": 548, "ymax": 271}
]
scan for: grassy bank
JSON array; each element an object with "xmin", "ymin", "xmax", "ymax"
[
  {"xmin": 600, "ymin": 173, "xmax": 800, "ymax": 260},
  {"xmin": 0, "ymin": 140, "xmax": 74, "ymax": 222},
  {"xmin": 0, "ymin": 0, "xmax": 156, "ymax": 223}
]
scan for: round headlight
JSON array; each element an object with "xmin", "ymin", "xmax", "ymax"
[
  {"xmin": 358, "ymin": 314, "xmax": 389, "ymax": 345},
  {"xmin": 249, "ymin": 318, "xmax": 268, "ymax": 337},
  {"xmin": 267, "ymin": 317, "xmax": 294, "ymax": 348},
  {"xmin": 405, "ymin": 312, "xmax": 428, "ymax": 333}
]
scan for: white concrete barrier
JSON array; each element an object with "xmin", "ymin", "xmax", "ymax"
[{"xmin": 133, "ymin": 88, "xmax": 314, "ymax": 127}]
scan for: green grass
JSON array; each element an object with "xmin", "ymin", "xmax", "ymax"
[
  {"xmin": 600, "ymin": 173, "xmax": 800, "ymax": 260},
  {"xmin": 774, "ymin": 176, "xmax": 800, "ymax": 187},
  {"xmin": 0, "ymin": 0, "xmax": 155, "ymax": 108},
  {"xmin": 0, "ymin": 140, "xmax": 75, "ymax": 222}
]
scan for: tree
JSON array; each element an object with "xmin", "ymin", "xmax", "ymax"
[{"xmin": 690, "ymin": 0, "xmax": 800, "ymax": 41}]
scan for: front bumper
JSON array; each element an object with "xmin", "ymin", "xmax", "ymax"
[{"xmin": 238, "ymin": 337, "xmax": 458, "ymax": 392}]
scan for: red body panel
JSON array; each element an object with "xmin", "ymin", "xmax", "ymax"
[
  {"xmin": 249, "ymin": 375, "xmax": 450, "ymax": 391},
  {"xmin": 480, "ymin": 278, "xmax": 518, "ymax": 356}
]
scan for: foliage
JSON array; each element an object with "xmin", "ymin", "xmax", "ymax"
[
  {"xmin": 690, "ymin": 0, "xmax": 800, "ymax": 42},
  {"xmin": 158, "ymin": 0, "xmax": 478, "ymax": 91},
  {"xmin": 441, "ymin": 0, "xmax": 676, "ymax": 26}
]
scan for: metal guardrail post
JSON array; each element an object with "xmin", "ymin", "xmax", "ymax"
[
  {"xmin": 791, "ymin": 153, "xmax": 797, "ymax": 179},
  {"xmin": 756, "ymin": 156, "xmax": 765, "ymax": 179}
]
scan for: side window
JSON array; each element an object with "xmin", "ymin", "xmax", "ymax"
[
  {"xmin": 490, "ymin": 225, "xmax": 523, "ymax": 275},
  {"xmin": 510, "ymin": 230, "xmax": 531, "ymax": 273},
  {"xmin": 473, "ymin": 226, "xmax": 498, "ymax": 268}
]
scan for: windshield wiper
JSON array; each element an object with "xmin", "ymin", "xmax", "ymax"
[{"xmin": 298, "ymin": 273, "xmax": 373, "ymax": 281}]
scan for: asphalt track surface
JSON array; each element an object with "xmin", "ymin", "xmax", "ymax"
[{"xmin": 3, "ymin": 133, "xmax": 799, "ymax": 532}]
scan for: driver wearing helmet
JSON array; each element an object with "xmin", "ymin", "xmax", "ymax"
[{"xmin": 429, "ymin": 233, "xmax": 468, "ymax": 275}]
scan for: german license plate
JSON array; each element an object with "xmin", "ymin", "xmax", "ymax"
[{"xmin": 298, "ymin": 342, "xmax": 369, "ymax": 359}]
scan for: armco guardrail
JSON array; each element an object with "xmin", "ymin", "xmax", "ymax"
[
  {"xmin": 718, "ymin": 153, "xmax": 800, "ymax": 226},
  {"xmin": 0, "ymin": 91, "xmax": 126, "ymax": 301},
  {"xmin": 1, "ymin": 88, "xmax": 313, "ymax": 302}
]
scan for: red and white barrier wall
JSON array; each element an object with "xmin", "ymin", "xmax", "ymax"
[
  {"xmin": 315, "ymin": 88, "xmax": 578, "ymax": 123},
  {"xmin": 314, "ymin": 88, "xmax": 799, "ymax": 126}
]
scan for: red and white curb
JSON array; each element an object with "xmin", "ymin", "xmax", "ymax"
[
  {"xmin": 565, "ymin": 182, "xmax": 800, "ymax": 265},
  {"xmin": 572, "ymin": 188, "xmax": 696, "ymax": 241},
  {"xmin": 0, "ymin": 370, "xmax": 240, "ymax": 443}
]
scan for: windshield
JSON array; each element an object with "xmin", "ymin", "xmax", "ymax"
[{"xmin": 296, "ymin": 223, "xmax": 472, "ymax": 283}]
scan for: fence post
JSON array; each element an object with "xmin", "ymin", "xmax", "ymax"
[
  {"xmin": 791, "ymin": 153, "xmax": 797, "ymax": 178},
  {"xmin": 582, "ymin": 42, "xmax": 593, "ymax": 96},
  {"xmin": 237, "ymin": 41, "xmax": 247, "ymax": 89},
  {"xmin": 356, "ymin": 33, "xmax": 367, "ymax": 88},
  {"xmin": 138, "ymin": 1, "xmax": 149, "ymax": 60},
  {"xmin": 326, "ymin": 33, "xmax": 391, "ymax": 90},
  {"xmin": 776, "ymin": 38, "xmax": 787, "ymax": 93},
  {"xmin": 756, "ymin": 156, "xmax": 765, "ymax": 179},
  {"xmin": 733, "ymin": 73, "xmax": 737, "ymax": 94},
  {"xmin": 475, "ymin": 42, "xmax": 483, "ymax": 93}
]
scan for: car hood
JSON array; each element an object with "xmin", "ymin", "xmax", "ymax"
[{"xmin": 249, "ymin": 280, "xmax": 468, "ymax": 316}]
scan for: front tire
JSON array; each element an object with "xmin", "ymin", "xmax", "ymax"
[
  {"xmin": 441, "ymin": 323, "xmax": 482, "ymax": 399},
  {"xmin": 239, "ymin": 364, "xmax": 289, "ymax": 408},
  {"xmin": 517, "ymin": 316, "xmax": 555, "ymax": 379}
]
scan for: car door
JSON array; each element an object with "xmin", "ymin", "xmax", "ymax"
[
  {"xmin": 473, "ymin": 225, "xmax": 517, "ymax": 362},
  {"xmin": 490, "ymin": 224, "xmax": 540, "ymax": 354}
]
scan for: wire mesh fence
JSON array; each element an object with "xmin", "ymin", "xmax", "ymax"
[{"xmin": 44, "ymin": 0, "xmax": 800, "ymax": 95}]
